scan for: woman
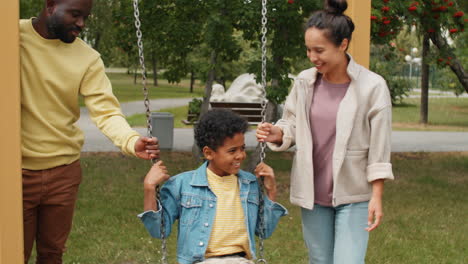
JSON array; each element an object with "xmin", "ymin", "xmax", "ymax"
[{"xmin": 256, "ymin": 0, "xmax": 394, "ymax": 263}]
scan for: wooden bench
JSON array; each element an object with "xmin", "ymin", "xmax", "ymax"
[{"xmin": 210, "ymin": 101, "xmax": 263, "ymax": 125}]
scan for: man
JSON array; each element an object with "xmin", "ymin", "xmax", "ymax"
[{"xmin": 20, "ymin": 0, "xmax": 159, "ymax": 263}]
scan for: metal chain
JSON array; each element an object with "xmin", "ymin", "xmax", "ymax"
[
  {"xmin": 133, "ymin": 0, "xmax": 152, "ymax": 139},
  {"xmin": 132, "ymin": 1, "xmax": 167, "ymax": 263},
  {"xmin": 257, "ymin": 0, "xmax": 268, "ymax": 263}
]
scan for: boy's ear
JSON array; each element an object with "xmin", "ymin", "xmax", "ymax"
[{"xmin": 202, "ymin": 146, "xmax": 214, "ymax": 160}]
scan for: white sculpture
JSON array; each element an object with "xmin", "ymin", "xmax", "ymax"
[
  {"xmin": 210, "ymin": 73, "xmax": 263, "ymax": 103},
  {"xmin": 211, "ymin": 84, "xmax": 225, "ymax": 99}
]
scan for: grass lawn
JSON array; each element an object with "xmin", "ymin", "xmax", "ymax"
[
  {"xmin": 79, "ymin": 73, "xmax": 205, "ymax": 106},
  {"xmin": 393, "ymin": 97, "xmax": 468, "ymax": 131},
  {"xmin": 126, "ymin": 105, "xmax": 192, "ymax": 129},
  {"xmin": 44, "ymin": 152, "xmax": 468, "ymax": 264}
]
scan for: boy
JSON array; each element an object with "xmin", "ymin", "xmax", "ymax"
[{"xmin": 139, "ymin": 109, "xmax": 287, "ymax": 264}]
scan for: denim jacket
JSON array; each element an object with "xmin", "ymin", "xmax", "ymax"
[{"xmin": 138, "ymin": 161, "xmax": 288, "ymax": 264}]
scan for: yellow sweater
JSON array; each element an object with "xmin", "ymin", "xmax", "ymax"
[
  {"xmin": 205, "ymin": 169, "xmax": 251, "ymax": 259},
  {"xmin": 20, "ymin": 19, "xmax": 139, "ymax": 170}
]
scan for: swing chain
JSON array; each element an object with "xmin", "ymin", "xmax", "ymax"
[
  {"xmin": 133, "ymin": 1, "xmax": 167, "ymax": 264},
  {"xmin": 257, "ymin": 0, "xmax": 268, "ymax": 263},
  {"xmin": 259, "ymin": 0, "xmax": 268, "ymax": 164},
  {"xmin": 132, "ymin": 0, "xmax": 152, "ymax": 139}
]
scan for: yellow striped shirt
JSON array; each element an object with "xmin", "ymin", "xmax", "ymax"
[{"xmin": 205, "ymin": 168, "xmax": 251, "ymax": 258}]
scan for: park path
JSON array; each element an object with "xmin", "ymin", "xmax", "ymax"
[
  {"xmin": 77, "ymin": 98, "xmax": 192, "ymax": 152},
  {"xmin": 76, "ymin": 98, "xmax": 192, "ymax": 130},
  {"xmin": 408, "ymin": 88, "xmax": 468, "ymax": 98},
  {"xmin": 77, "ymin": 98, "xmax": 468, "ymax": 152}
]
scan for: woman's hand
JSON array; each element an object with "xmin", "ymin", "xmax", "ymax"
[
  {"xmin": 366, "ymin": 179, "xmax": 384, "ymax": 232},
  {"xmin": 256, "ymin": 122, "xmax": 283, "ymax": 144},
  {"xmin": 144, "ymin": 160, "xmax": 170, "ymax": 190},
  {"xmin": 254, "ymin": 162, "xmax": 277, "ymax": 201}
]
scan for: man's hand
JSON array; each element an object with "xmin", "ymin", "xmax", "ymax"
[{"xmin": 135, "ymin": 136, "xmax": 160, "ymax": 160}]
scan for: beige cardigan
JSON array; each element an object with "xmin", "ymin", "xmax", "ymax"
[{"xmin": 267, "ymin": 56, "xmax": 394, "ymax": 209}]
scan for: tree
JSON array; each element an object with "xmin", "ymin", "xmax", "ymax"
[
  {"xmin": 113, "ymin": 0, "xmax": 193, "ymax": 87},
  {"xmin": 20, "ymin": 0, "xmax": 43, "ymax": 18},
  {"xmin": 238, "ymin": 0, "xmax": 321, "ymax": 171},
  {"xmin": 370, "ymin": 41, "xmax": 412, "ymax": 105},
  {"xmin": 370, "ymin": 0, "xmax": 467, "ymax": 123},
  {"xmin": 240, "ymin": 0, "xmax": 320, "ymax": 109},
  {"xmin": 196, "ymin": 0, "xmax": 245, "ymax": 116},
  {"xmin": 161, "ymin": 0, "xmax": 207, "ymax": 87},
  {"xmin": 84, "ymin": 0, "xmax": 117, "ymax": 63}
]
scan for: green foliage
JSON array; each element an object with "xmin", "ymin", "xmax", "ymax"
[
  {"xmin": 82, "ymin": 1, "xmax": 123, "ymax": 65},
  {"xmin": 188, "ymin": 98, "xmax": 202, "ymax": 115},
  {"xmin": 371, "ymin": 0, "xmax": 466, "ymax": 43},
  {"xmin": 19, "ymin": 0, "xmax": 42, "ymax": 18},
  {"xmin": 370, "ymin": 44, "xmax": 411, "ymax": 105},
  {"xmin": 371, "ymin": 0, "xmax": 467, "ymax": 95},
  {"xmin": 160, "ymin": 0, "xmax": 207, "ymax": 83},
  {"xmin": 432, "ymin": 67, "xmax": 466, "ymax": 95},
  {"xmin": 239, "ymin": 0, "xmax": 321, "ymax": 104},
  {"xmin": 370, "ymin": 1, "xmax": 407, "ymax": 44}
]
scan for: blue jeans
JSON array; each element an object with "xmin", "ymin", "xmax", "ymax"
[{"xmin": 301, "ymin": 202, "xmax": 369, "ymax": 264}]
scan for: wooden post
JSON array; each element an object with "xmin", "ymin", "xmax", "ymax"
[
  {"xmin": 0, "ymin": 1, "xmax": 23, "ymax": 264},
  {"xmin": 346, "ymin": 0, "xmax": 371, "ymax": 69}
]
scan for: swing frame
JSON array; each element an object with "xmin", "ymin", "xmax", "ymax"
[{"xmin": 133, "ymin": 0, "xmax": 269, "ymax": 263}]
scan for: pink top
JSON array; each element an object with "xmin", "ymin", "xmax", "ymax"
[{"xmin": 310, "ymin": 75, "xmax": 350, "ymax": 206}]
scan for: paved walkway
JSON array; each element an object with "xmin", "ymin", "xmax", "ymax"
[
  {"xmin": 81, "ymin": 128, "xmax": 468, "ymax": 152},
  {"xmin": 408, "ymin": 89, "xmax": 468, "ymax": 98},
  {"xmin": 77, "ymin": 98, "xmax": 468, "ymax": 152}
]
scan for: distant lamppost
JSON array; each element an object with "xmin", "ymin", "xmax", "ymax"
[{"xmin": 405, "ymin": 47, "xmax": 421, "ymax": 88}]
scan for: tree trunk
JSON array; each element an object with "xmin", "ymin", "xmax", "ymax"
[
  {"xmin": 94, "ymin": 32, "xmax": 101, "ymax": 51},
  {"xmin": 192, "ymin": 51, "xmax": 217, "ymax": 161},
  {"xmin": 190, "ymin": 70, "xmax": 195, "ymax": 93},
  {"xmin": 133, "ymin": 67, "xmax": 137, "ymax": 85},
  {"xmin": 420, "ymin": 34, "xmax": 430, "ymax": 124},
  {"xmin": 201, "ymin": 51, "xmax": 217, "ymax": 116},
  {"xmin": 245, "ymin": 101, "xmax": 278, "ymax": 173},
  {"xmin": 428, "ymin": 31, "xmax": 468, "ymax": 93},
  {"xmin": 152, "ymin": 51, "xmax": 158, "ymax": 86}
]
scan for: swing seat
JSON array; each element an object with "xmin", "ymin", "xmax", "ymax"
[{"xmin": 210, "ymin": 102, "xmax": 263, "ymax": 125}]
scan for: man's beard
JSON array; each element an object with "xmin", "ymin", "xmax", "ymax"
[{"xmin": 46, "ymin": 15, "xmax": 80, "ymax": 43}]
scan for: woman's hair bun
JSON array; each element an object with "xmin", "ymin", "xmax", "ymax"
[{"xmin": 325, "ymin": 0, "xmax": 348, "ymax": 15}]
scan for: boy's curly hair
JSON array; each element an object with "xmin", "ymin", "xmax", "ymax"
[{"xmin": 194, "ymin": 109, "xmax": 248, "ymax": 151}]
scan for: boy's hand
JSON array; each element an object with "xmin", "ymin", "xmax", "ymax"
[
  {"xmin": 144, "ymin": 160, "xmax": 170, "ymax": 190},
  {"xmin": 254, "ymin": 162, "xmax": 277, "ymax": 201}
]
